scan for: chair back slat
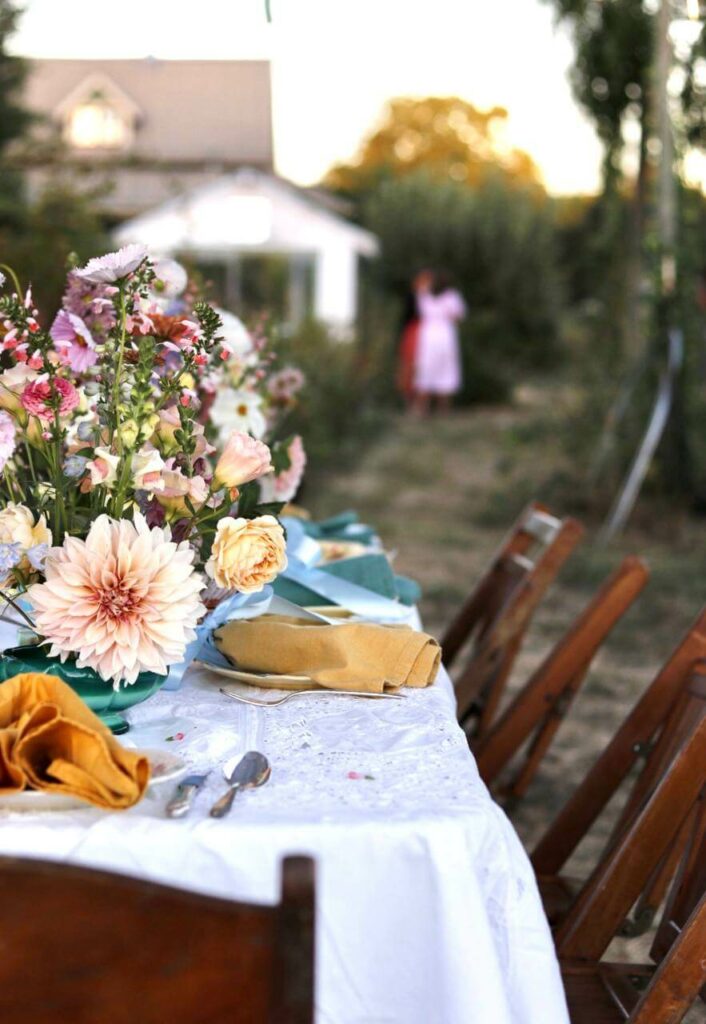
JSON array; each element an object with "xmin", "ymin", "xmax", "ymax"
[
  {"xmin": 444, "ymin": 502, "xmax": 584, "ymax": 738},
  {"xmin": 441, "ymin": 501, "xmax": 583, "ymax": 668},
  {"xmin": 531, "ymin": 607, "xmax": 706, "ymax": 878},
  {"xmin": 475, "ymin": 556, "xmax": 649, "ymax": 799},
  {"xmin": 631, "ymin": 889, "xmax": 706, "ymax": 1024},
  {"xmin": 651, "ymin": 797, "xmax": 706, "ymax": 964},
  {"xmin": 555, "ymin": 710, "xmax": 706, "ymax": 961},
  {"xmin": 0, "ymin": 855, "xmax": 315, "ymax": 1024},
  {"xmin": 521, "ymin": 508, "xmax": 563, "ymax": 545}
]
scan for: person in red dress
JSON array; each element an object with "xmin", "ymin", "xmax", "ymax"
[{"xmin": 397, "ymin": 270, "xmax": 432, "ymax": 411}]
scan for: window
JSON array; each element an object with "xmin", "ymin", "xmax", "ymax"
[{"xmin": 66, "ymin": 100, "xmax": 129, "ymax": 150}]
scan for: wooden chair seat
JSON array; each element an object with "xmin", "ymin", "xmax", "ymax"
[{"xmin": 562, "ymin": 963, "xmax": 651, "ymax": 1024}]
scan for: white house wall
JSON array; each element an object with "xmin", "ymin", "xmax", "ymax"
[{"xmin": 115, "ymin": 170, "xmax": 378, "ymax": 329}]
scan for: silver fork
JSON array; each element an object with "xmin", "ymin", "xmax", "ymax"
[{"xmin": 219, "ymin": 686, "xmax": 405, "ymax": 707}]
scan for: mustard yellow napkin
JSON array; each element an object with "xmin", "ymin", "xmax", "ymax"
[
  {"xmin": 214, "ymin": 615, "xmax": 441, "ymax": 693},
  {"xmin": 0, "ymin": 673, "xmax": 149, "ymax": 809}
]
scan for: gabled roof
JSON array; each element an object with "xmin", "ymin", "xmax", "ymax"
[
  {"xmin": 24, "ymin": 58, "xmax": 273, "ymax": 167},
  {"xmin": 114, "ymin": 167, "xmax": 379, "ymax": 257}
]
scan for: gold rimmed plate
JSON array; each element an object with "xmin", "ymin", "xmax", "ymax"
[{"xmin": 193, "ymin": 658, "xmax": 317, "ymax": 691}]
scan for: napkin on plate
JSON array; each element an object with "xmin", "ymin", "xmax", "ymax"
[
  {"xmin": 214, "ymin": 615, "xmax": 441, "ymax": 693},
  {"xmin": 0, "ymin": 673, "xmax": 149, "ymax": 809}
]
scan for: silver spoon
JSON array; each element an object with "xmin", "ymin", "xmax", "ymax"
[
  {"xmin": 219, "ymin": 686, "xmax": 405, "ymax": 707},
  {"xmin": 209, "ymin": 751, "xmax": 270, "ymax": 819}
]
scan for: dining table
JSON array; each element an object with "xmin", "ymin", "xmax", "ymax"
[{"xmin": 0, "ymin": 607, "xmax": 570, "ymax": 1024}]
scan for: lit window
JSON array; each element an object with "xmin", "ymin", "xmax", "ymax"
[{"xmin": 66, "ymin": 102, "xmax": 129, "ymax": 150}]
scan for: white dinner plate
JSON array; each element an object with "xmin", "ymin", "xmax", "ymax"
[
  {"xmin": 194, "ymin": 658, "xmax": 315, "ymax": 691},
  {"xmin": 0, "ymin": 747, "xmax": 186, "ymax": 812}
]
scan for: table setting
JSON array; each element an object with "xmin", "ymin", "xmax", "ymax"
[{"xmin": 0, "ymin": 248, "xmax": 569, "ymax": 1024}]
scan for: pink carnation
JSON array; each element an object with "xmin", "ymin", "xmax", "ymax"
[{"xmin": 21, "ymin": 378, "xmax": 80, "ymax": 420}]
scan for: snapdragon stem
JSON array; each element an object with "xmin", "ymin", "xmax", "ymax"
[{"xmin": 112, "ymin": 284, "xmax": 128, "ymax": 453}]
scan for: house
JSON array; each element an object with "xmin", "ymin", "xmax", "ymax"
[
  {"xmin": 21, "ymin": 58, "xmax": 274, "ymax": 218},
  {"xmin": 114, "ymin": 168, "xmax": 379, "ymax": 333},
  {"xmin": 20, "ymin": 58, "xmax": 377, "ymax": 331}
]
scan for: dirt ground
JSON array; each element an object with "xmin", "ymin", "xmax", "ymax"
[{"xmin": 309, "ymin": 391, "xmax": 706, "ymax": 1008}]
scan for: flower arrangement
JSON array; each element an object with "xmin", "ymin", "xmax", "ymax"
[{"xmin": 0, "ymin": 247, "xmax": 294, "ymax": 687}]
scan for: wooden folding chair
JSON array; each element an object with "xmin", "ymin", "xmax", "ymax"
[
  {"xmin": 475, "ymin": 556, "xmax": 649, "ymax": 801},
  {"xmin": 531, "ymin": 608, "xmax": 706, "ymax": 933},
  {"xmin": 441, "ymin": 501, "xmax": 584, "ymax": 739},
  {"xmin": 0, "ymin": 854, "xmax": 315, "ymax": 1024},
  {"xmin": 556, "ymin": 705, "xmax": 706, "ymax": 1023}
]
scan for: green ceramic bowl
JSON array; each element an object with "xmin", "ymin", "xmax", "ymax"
[{"xmin": 0, "ymin": 645, "xmax": 166, "ymax": 735}]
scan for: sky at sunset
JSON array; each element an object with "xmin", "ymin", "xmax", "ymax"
[{"xmin": 10, "ymin": 0, "xmax": 604, "ymax": 195}]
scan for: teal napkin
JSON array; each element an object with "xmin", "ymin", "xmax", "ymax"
[
  {"xmin": 273, "ymin": 553, "xmax": 421, "ymax": 608},
  {"xmin": 301, "ymin": 511, "xmax": 378, "ymax": 547}
]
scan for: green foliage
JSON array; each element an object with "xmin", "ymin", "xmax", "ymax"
[
  {"xmin": 544, "ymin": 0, "xmax": 652, "ymax": 178},
  {"xmin": 0, "ymin": 178, "xmax": 110, "ymax": 316},
  {"xmin": 270, "ymin": 319, "xmax": 392, "ymax": 483},
  {"xmin": 0, "ymin": 1, "xmax": 33, "ymax": 157},
  {"xmin": 362, "ymin": 172, "xmax": 562, "ymax": 378}
]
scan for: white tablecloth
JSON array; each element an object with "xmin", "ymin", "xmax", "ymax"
[{"xmin": 0, "ymin": 649, "xmax": 569, "ymax": 1023}]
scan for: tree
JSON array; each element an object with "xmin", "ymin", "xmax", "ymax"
[
  {"xmin": 0, "ymin": 0, "xmax": 32, "ymax": 155},
  {"xmin": 0, "ymin": 0, "xmax": 34, "ymax": 227},
  {"xmin": 0, "ymin": 3, "xmax": 109, "ymax": 313},
  {"xmin": 325, "ymin": 96, "xmax": 543, "ymax": 203}
]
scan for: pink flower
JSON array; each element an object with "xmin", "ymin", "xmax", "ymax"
[
  {"xmin": 0, "ymin": 411, "xmax": 16, "ymax": 471},
  {"xmin": 28, "ymin": 513, "xmax": 205, "ymax": 686},
  {"xmin": 259, "ymin": 436, "xmax": 306, "ymax": 503},
  {"xmin": 20, "ymin": 378, "xmax": 80, "ymax": 421},
  {"xmin": 62, "ymin": 274, "xmax": 117, "ymax": 339},
  {"xmin": 50, "ymin": 309, "xmax": 98, "ymax": 373},
  {"xmin": 125, "ymin": 307, "xmax": 155, "ymax": 336},
  {"xmin": 214, "ymin": 432, "xmax": 273, "ymax": 489},
  {"xmin": 267, "ymin": 366, "xmax": 306, "ymax": 402},
  {"xmin": 155, "ymin": 459, "xmax": 209, "ymax": 515},
  {"xmin": 154, "ymin": 406, "xmax": 214, "ymax": 459},
  {"xmin": 74, "ymin": 245, "xmax": 148, "ymax": 284}
]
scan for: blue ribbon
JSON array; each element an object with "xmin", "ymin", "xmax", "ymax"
[
  {"xmin": 280, "ymin": 519, "xmax": 409, "ymax": 623},
  {"xmin": 163, "ymin": 586, "xmax": 274, "ymax": 690}
]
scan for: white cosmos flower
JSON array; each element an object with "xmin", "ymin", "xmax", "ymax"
[
  {"xmin": 210, "ymin": 387, "xmax": 267, "ymax": 440},
  {"xmin": 215, "ymin": 309, "xmax": 253, "ymax": 359},
  {"xmin": 152, "ymin": 258, "xmax": 188, "ymax": 299},
  {"xmin": 75, "ymin": 245, "xmax": 148, "ymax": 284}
]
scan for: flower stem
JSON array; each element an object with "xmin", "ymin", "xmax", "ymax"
[{"xmin": 113, "ymin": 284, "xmax": 128, "ymax": 453}]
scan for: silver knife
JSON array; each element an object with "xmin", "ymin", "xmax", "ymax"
[{"xmin": 166, "ymin": 772, "xmax": 210, "ymax": 818}]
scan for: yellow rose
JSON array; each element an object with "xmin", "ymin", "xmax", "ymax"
[
  {"xmin": 205, "ymin": 515, "xmax": 287, "ymax": 593},
  {"xmin": 0, "ymin": 503, "xmax": 52, "ymax": 585}
]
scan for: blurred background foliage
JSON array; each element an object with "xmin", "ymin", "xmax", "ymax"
[{"xmin": 2, "ymin": 0, "xmax": 706, "ymax": 524}]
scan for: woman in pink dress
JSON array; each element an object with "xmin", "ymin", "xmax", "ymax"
[{"xmin": 414, "ymin": 272, "xmax": 466, "ymax": 415}]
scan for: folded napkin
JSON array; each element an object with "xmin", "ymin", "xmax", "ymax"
[
  {"xmin": 274, "ymin": 553, "xmax": 422, "ymax": 609},
  {"xmin": 0, "ymin": 673, "xmax": 149, "ymax": 809},
  {"xmin": 214, "ymin": 616, "xmax": 441, "ymax": 693},
  {"xmin": 300, "ymin": 510, "xmax": 379, "ymax": 547}
]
